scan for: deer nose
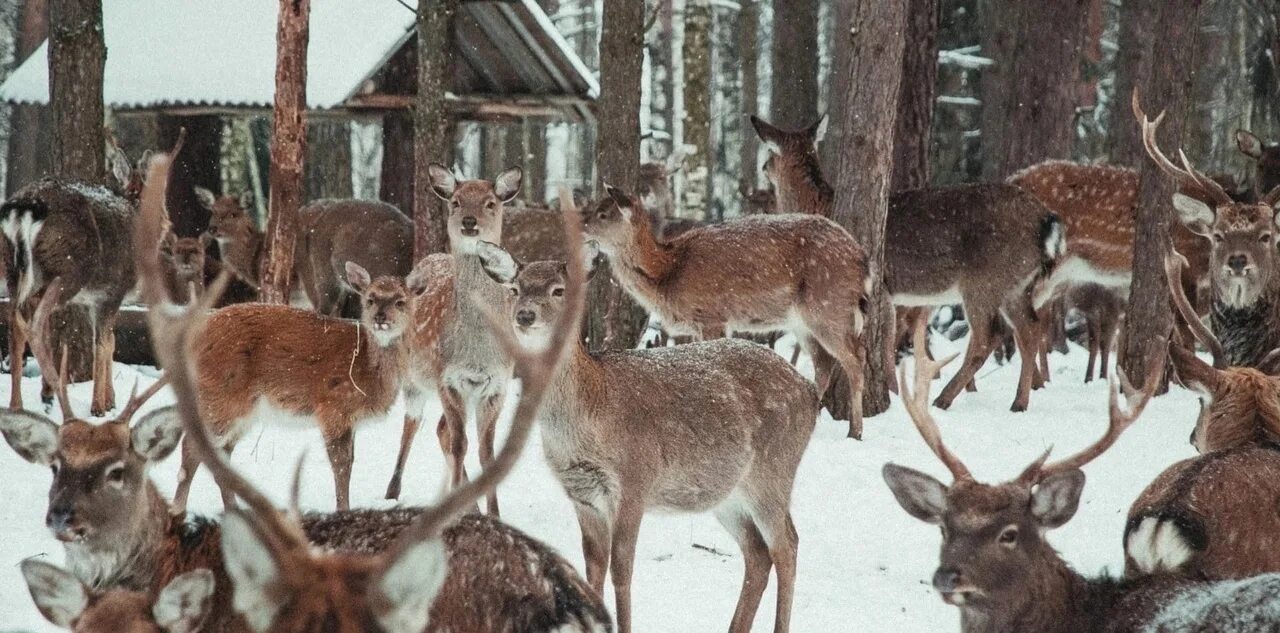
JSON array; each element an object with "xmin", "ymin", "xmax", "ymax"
[
  {"xmin": 461, "ymin": 216, "xmax": 478, "ymax": 230},
  {"xmin": 515, "ymin": 310, "xmax": 537, "ymax": 327},
  {"xmin": 1227, "ymin": 254, "xmax": 1249, "ymax": 273},
  {"xmin": 932, "ymin": 568, "xmax": 963, "ymax": 593},
  {"xmin": 46, "ymin": 506, "xmax": 80, "ymax": 539}
]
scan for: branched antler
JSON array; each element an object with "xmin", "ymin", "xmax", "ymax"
[
  {"xmin": 898, "ymin": 313, "xmax": 969, "ymax": 481},
  {"xmin": 1165, "ymin": 248, "xmax": 1225, "ymax": 369},
  {"xmin": 1133, "ymin": 89, "xmax": 1232, "ymax": 207}
]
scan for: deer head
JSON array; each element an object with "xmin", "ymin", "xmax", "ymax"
[
  {"xmin": 883, "ymin": 317, "xmax": 1160, "ymax": 614},
  {"xmin": 344, "ymin": 261, "xmax": 412, "ymax": 346},
  {"xmin": 427, "ymin": 164, "xmax": 522, "ymax": 254},
  {"xmin": 160, "ymin": 232, "xmax": 207, "ymax": 282},
  {"xmin": 749, "ymin": 114, "xmax": 831, "ymax": 214},
  {"xmin": 105, "ymin": 131, "xmax": 151, "ymax": 205},
  {"xmin": 0, "ymin": 282, "xmax": 176, "ymax": 544},
  {"xmin": 1135, "ymin": 92, "xmax": 1280, "ymax": 309},
  {"xmin": 637, "ymin": 160, "xmax": 676, "ymax": 218},
  {"xmin": 1237, "ymin": 129, "xmax": 1280, "ymax": 196},
  {"xmin": 580, "ymin": 184, "xmax": 653, "ymax": 256},
  {"xmin": 21, "ymin": 560, "xmax": 213, "ymax": 633},
  {"xmin": 478, "ymin": 231, "xmax": 599, "ymax": 352},
  {"xmin": 199, "ymin": 188, "xmax": 257, "ymax": 244}
]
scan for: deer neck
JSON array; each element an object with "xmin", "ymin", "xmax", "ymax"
[
  {"xmin": 1210, "ymin": 292, "xmax": 1280, "ymax": 367},
  {"xmin": 776, "ymin": 161, "xmax": 834, "ymax": 216},
  {"xmin": 451, "ymin": 251, "xmax": 509, "ymax": 325},
  {"xmin": 64, "ymin": 483, "xmax": 172, "ymax": 592},
  {"xmin": 961, "ymin": 555, "xmax": 1098, "ymax": 633},
  {"xmin": 537, "ymin": 342, "xmax": 609, "ymax": 459},
  {"xmin": 218, "ymin": 230, "xmax": 264, "ymax": 287},
  {"xmin": 603, "ymin": 221, "xmax": 678, "ymax": 300}
]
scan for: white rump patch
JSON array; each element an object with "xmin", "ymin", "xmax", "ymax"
[
  {"xmin": 1127, "ymin": 516, "xmax": 1195, "ymax": 574},
  {"xmin": 17, "ymin": 213, "xmax": 44, "ymax": 303}
]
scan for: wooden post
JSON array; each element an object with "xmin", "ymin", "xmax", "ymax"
[
  {"xmin": 413, "ymin": 0, "xmax": 459, "ymax": 258},
  {"xmin": 7, "ymin": 0, "xmax": 51, "ymax": 195},
  {"xmin": 258, "ymin": 0, "xmax": 310, "ymax": 304}
]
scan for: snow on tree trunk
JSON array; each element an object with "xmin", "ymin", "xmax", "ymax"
[
  {"xmin": 305, "ymin": 120, "xmax": 352, "ymax": 200},
  {"xmin": 681, "ymin": 0, "xmax": 712, "ymax": 220},
  {"xmin": 7, "ymin": 0, "xmax": 49, "ymax": 196},
  {"xmin": 259, "ymin": 0, "xmax": 309, "ymax": 305},
  {"xmin": 824, "ymin": 0, "xmax": 908, "ymax": 420},
  {"xmin": 770, "ymin": 0, "xmax": 819, "ymax": 128},
  {"xmin": 48, "ymin": 0, "xmax": 104, "ymax": 183},
  {"xmin": 413, "ymin": 0, "xmax": 457, "ymax": 258},
  {"xmin": 1120, "ymin": 0, "xmax": 1204, "ymax": 386}
]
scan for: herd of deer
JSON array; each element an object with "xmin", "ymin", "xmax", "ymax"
[{"xmin": 0, "ymin": 88, "xmax": 1279, "ymax": 632}]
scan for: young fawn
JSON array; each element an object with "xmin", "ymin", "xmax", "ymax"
[
  {"xmin": 22, "ymin": 560, "xmax": 213, "ymax": 633},
  {"xmin": 159, "ymin": 231, "xmax": 208, "ymax": 304},
  {"xmin": 384, "ymin": 164, "xmax": 524, "ymax": 510},
  {"xmin": 581, "ymin": 184, "xmax": 867, "ymax": 437},
  {"xmin": 136, "ymin": 151, "xmax": 607, "ymax": 632},
  {"xmin": 479, "ymin": 236, "xmax": 819, "ymax": 633}
]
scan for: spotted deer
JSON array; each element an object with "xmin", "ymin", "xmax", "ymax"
[
  {"xmin": 478, "ymin": 231, "xmax": 818, "ymax": 633},
  {"xmin": 383, "ymin": 165, "xmax": 524, "ymax": 510},
  {"xmin": 1119, "ymin": 250, "xmax": 1280, "ymax": 581},
  {"xmin": 136, "ymin": 151, "xmax": 608, "ymax": 632},
  {"xmin": 751, "ymin": 113, "xmax": 1064, "ymax": 412},
  {"xmin": 1236, "ymin": 129, "xmax": 1280, "ymax": 196},
  {"xmin": 1135, "ymin": 94, "xmax": 1280, "ymax": 368},
  {"xmin": 21, "ymin": 560, "xmax": 214, "ymax": 633}
]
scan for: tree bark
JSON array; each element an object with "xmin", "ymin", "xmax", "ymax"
[
  {"xmin": 522, "ymin": 118, "xmax": 546, "ymax": 205},
  {"xmin": 48, "ymin": 0, "xmax": 104, "ymax": 183},
  {"xmin": 1120, "ymin": 0, "xmax": 1203, "ymax": 385},
  {"xmin": 381, "ymin": 111, "xmax": 414, "ymax": 213},
  {"xmin": 159, "ymin": 115, "xmax": 220, "ymax": 237},
  {"xmin": 7, "ymin": 0, "xmax": 50, "ymax": 195},
  {"xmin": 1108, "ymin": 0, "xmax": 1156, "ymax": 167},
  {"xmin": 258, "ymin": 0, "xmax": 309, "ymax": 304},
  {"xmin": 305, "ymin": 120, "xmax": 352, "ymax": 200},
  {"xmin": 979, "ymin": 0, "xmax": 1089, "ymax": 179},
  {"xmin": 891, "ymin": 0, "xmax": 939, "ymax": 192},
  {"xmin": 589, "ymin": 0, "xmax": 648, "ymax": 352},
  {"xmin": 738, "ymin": 0, "xmax": 760, "ymax": 194},
  {"xmin": 770, "ymin": 0, "xmax": 820, "ymax": 128},
  {"xmin": 680, "ymin": 0, "xmax": 712, "ymax": 220},
  {"xmin": 413, "ymin": 0, "xmax": 458, "ymax": 258},
  {"xmin": 824, "ymin": 0, "xmax": 908, "ymax": 420}
]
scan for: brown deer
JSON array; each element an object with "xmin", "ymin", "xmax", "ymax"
[
  {"xmin": 478, "ymin": 234, "xmax": 818, "ymax": 633},
  {"xmin": 290, "ymin": 197, "xmax": 413, "ymax": 317},
  {"xmin": 383, "ymin": 165, "xmax": 524, "ymax": 509},
  {"xmin": 581, "ymin": 183, "xmax": 869, "ymax": 437},
  {"xmin": 1120, "ymin": 250, "xmax": 1280, "ymax": 580},
  {"xmin": 201, "ymin": 189, "xmax": 263, "ymax": 290},
  {"xmin": 1135, "ymin": 93, "xmax": 1280, "ymax": 368},
  {"xmin": 22, "ymin": 560, "xmax": 214, "ymax": 633},
  {"xmin": 751, "ymin": 113, "xmax": 1064, "ymax": 412},
  {"xmin": 1065, "ymin": 283, "xmax": 1126, "ymax": 383},
  {"xmin": 136, "ymin": 149, "xmax": 608, "ymax": 633},
  {"xmin": 882, "ymin": 319, "xmax": 1280, "ymax": 633},
  {"xmin": 1236, "ymin": 129, "xmax": 1280, "ymax": 196},
  {"xmin": 159, "ymin": 231, "xmax": 209, "ymax": 304}
]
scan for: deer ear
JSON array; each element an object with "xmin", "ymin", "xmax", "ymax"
[
  {"xmin": 882, "ymin": 464, "xmax": 948, "ymax": 524},
  {"xmin": 405, "ymin": 261, "xmax": 432, "ymax": 297},
  {"xmin": 153, "ymin": 569, "xmax": 215, "ymax": 633},
  {"xmin": 1168, "ymin": 342, "xmax": 1220, "ymax": 395},
  {"xmin": 1172, "ymin": 193, "xmax": 1215, "ymax": 236},
  {"xmin": 428, "ymin": 163, "xmax": 457, "ymax": 200},
  {"xmin": 810, "ymin": 114, "xmax": 829, "ymax": 146},
  {"xmin": 1030, "ymin": 469, "xmax": 1085, "ymax": 529},
  {"xmin": 604, "ymin": 184, "xmax": 633, "ymax": 221},
  {"xmin": 193, "ymin": 186, "xmax": 217, "ymax": 211},
  {"xmin": 749, "ymin": 115, "xmax": 783, "ymax": 154},
  {"xmin": 494, "ymin": 167, "xmax": 523, "ymax": 203},
  {"xmin": 476, "ymin": 241, "xmax": 520, "ymax": 284},
  {"xmin": 109, "ymin": 146, "xmax": 132, "ymax": 189},
  {"xmin": 131, "ymin": 406, "xmax": 184, "ymax": 462},
  {"xmin": 221, "ymin": 512, "xmax": 289, "ymax": 632},
  {"xmin": 346, "ymin": 262, "xmax": 372, "ymax": 293},
  {"xmin": 1238, "ymin": 129, "xmax": 1264, "ymax": 159},
  {"xmin": 373, "ymin": 538, "xmax": 448, "ymax": 633},
  {"xmin": 0, "ymin": 410, "xmax": 59, "ymax": 465},
  {"xmin": 21, "ymin": 560, "xmax": 87, "ymax": 627}
]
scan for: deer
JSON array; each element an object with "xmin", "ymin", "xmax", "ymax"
[
  {"xmin": 1118, "ymin": 249, "xmax": 1280, "ymax": 581},
  {"xmin": 751, "ymin": 113, "xmax": 1064, "ymax": 412},
  {"xmin": 1065, "ymin": 283, "xmax": 1127, "ymax": 383},
  {"xmin": 883, "ymin": 317, "xmax": 1280, "ymax": 632},
  {"xmin": 201, "ymin": 189, "xmax": 263, "ymax": 290},
  {"xmin": 1134, "ymin": 93, "xmax": 1280, "ymax": 368},
  {"xmin": 134, "ymin": 147, "xmax": 609, "ymax": 633},
  {"xmin": 158, "ymin": 231, "xmax": 209, "ymax": 305},
  {"xmin": 477, "ymin": 231, "xmax": 818, "ymax": 633},
  {"xmin": 22, "ymin": 560, "xmax": 214, "ymax": 633},
  {"xmin": 1236, "ymin": 129, "xmax": 1280, "ymax": 196},
  {"xmin": 382, "ymin": 164, "xmax": 525, "ymax": 510}
]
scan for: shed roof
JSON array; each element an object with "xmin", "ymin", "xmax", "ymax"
[{"xmin": 0, "ymin": 0, "xmax": 597, "ymax": 119}]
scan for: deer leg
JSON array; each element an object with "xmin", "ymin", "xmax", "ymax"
[
  {"xmin": 609, "ymin": 499, "xmax": 644, "ymax": 633},
  {"xmin": 1004, "ymin": 309, "xmax": 1040, "ymax": 412},
  {"xmin": 90, "ymin": 317, "xmax": 118, "ymax": 416},
  {"xmin": 809, "ymin": 325, "xmax": 864, "ymax": 439},
  {"xmin": 8, "ymin": 303, "xmax": 25, "ymax": 410},
  {"xmin": 384, "ymin": 387, "xmax": 427, "ymax": 500},
  {"xmin": 1085, "ymin": 319, "xmax": 1100, "ymax": 383},
  {"xmin": 934, "ymin": 308, "xmax": 994, "ymax": 410},
  {"xmin": 436, "ymin": 389, "xmax": 469, "ymax": 489},
  {"xmin": 477, "ymin": 393, "xmax": 503, "ymax": 516},
  {"xmin": 577, "ymin": 508, "xmax": 611, "ymax": 597},
  {"xmin": 324, "ymin": 426, "xmax": 355, "ymax": 512},
  {"xmin": 763, "ymin": 514, "xmax": 799, "ymax": 633},
  {"xmin": 714, "ymin": 506, "xmax": 772, "ymax": 633}
]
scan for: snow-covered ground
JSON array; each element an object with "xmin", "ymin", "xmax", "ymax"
[{"xmin": 0, "ymin": 332, "xmax": 1199, "ymax": 632}]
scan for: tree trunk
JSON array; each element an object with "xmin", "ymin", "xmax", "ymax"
[
  {"xmin": 48, "ymin": 0, "xmax": 104, "ymax": 183},
  {"xmin": 1120, "ymin": 0, "xmax": 1203, "ymax": 385},
  {"xmin": 414, "ymin": 0, "xmax": 458, "ymax": 258},
  {"xmin": 824, "ymin": 0, "xmax": 908, "ymax": 421},
  {"xmin": 891, "ymin": 0, "xmax": 939, "ymax": 192},
  {"xmin": 680, "ymin": 0, "xmax": 712, "ymax": 220},
  {"xmin": 590, "ymin": 0, "xmax": 648, "ymax": 352},
  {"xmin": 1108, "ymin": 0, "xmax": 1156, "ymax": 167},
  {"xmin": 522, "ymin": 119, "xmax": 546, "ymax": 204},
  {"xmin": 305, "ymin": 120, "xmax": 352, "ymax": 200},
  {"xmin": 980, "ymin": 0, "xmax": 1089, "ymax": 179},
  {"xmin": 381, "ymin": 111, "xmax": 414, "ymax": 213},
  {"xmin": 7, "ymin": 0, "xmax": 51, "ymax": 195},
  {"xmin": 159, "ymin": 115, "xmax": 221, "ymax": 238},
  {"xmin": 770, "ymin": 0, "xmax": 820, "ymax": 128},
  {"xmin": 258, "ymin": 0, "xmax": 310, "ymax": 304},
  {"xmin": 738, "ymin": 0, "xmax": 760, "ymax": 194}
]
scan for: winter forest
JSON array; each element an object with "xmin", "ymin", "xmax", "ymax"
[{"xmin": 1, "ymin": 0, "xmax": 1280, "ymax": 631}]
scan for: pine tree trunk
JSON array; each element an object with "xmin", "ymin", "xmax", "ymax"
[
  {"xmin": 522, "ymin": 119, "xmax": 546, "ymax": 204},
  {"xmin": 824, "ymin": 0, "xmax": 908, "ymax": 421},
  {"xmin": 891, "ymin": 0, "xmax": 939, "ymax": 192},
  {"xmin": 1108, "ymin": 0, "xmax": 1156, "ymax": 167},
  {"xmin": 590, "ymin": 0, "xmax": 648, "ymax": 352},
  {"xmin": 6, "ymin": 0, "xmax": 50, "ymax": 195},
  {"xmin": 738, "ymin": 0, "xmax": 760, "ymax": 194},
  {"xmin": 48, "ymin": 0, "xmax": 104, "ymax": 183},
  {"xmin": 1120, "ymin": 0, "xmax": 1203, "ymax": 385},
  {"xmin": 770, "ymin": 0, "xmax": 820, "ymax": 128},
  {"xmin": 413, "ymin": 0, "xmax": 458, "ymax": 258},
  {"xmin": 259, "ymin": 0, "xmax": 309, "ymax": 304},
  {"xmin": 680, "ymin": 0, "xmax": 712, "ymax": 220},
  {"xmin": 305, "ymin": 120, "xmax": 352, "ymax": 200}
]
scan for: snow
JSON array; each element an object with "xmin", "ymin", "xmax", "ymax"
[{"xmin": 0, "ymin": 332, "xmax": 1200, "ymax": 631}]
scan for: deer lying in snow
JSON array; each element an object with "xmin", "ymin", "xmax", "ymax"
[
  {"xmin": 22, "ymin": 560, "xmax": 214, "ymax": 633},
  {"xmin": 479, "ymin": 235, "xmax": 819, "ymax": 633},
  {"xmin": 884, "ymin": 318, "xmax": 1280, "ymax": 633}
]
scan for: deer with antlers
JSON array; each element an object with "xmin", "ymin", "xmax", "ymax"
[
  {"xmin": 21, "ymin": 560, "xmax": 214, "ymax": 633},
  {"xmin": 883, "ymin": 318, "xmax": 1280, "ymax": 632},
  {"xmin": 134, "ymin": 149, "xmax": 608, "ymax": 632}
]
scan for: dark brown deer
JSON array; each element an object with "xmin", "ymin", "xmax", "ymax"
[
  {"xmin": 751, "ymin": 114, "xmax": 1064, "ymax": 412},
  {"xmin": 292, "ymin": 198, "xmax": 413, "ymax": 317},
  {"xmin": 1120, "ymin": 250, "xmax": 1280, "ymax": 580},
  {"xmin": 479, "ymin": 231, "xmax": 818, "ymax": 633},
  {"xmin": 22, "ymin": 560, "xmax": 213, "ymax": 633},
  {"xmin": 1136, "ymin": 94, "xmax": 1280, "ymax": 368},
  {"xmin": 201, "ymin": 189, "xmax": 262, "ymax": 290},
  {"xmin": 1065, "ymin": 283, "xmax": 1126, "ymax": 383},
  {"xmin": 1236, "ymin": 129, "xmax": 1280, "ymax": 196},
  {"xmin": 136, "ymin": 148, "xmax": 608, "ymax": 632},
  {"xmin": 158, "ymin": 231, "xmax": 209, "ymax": 305}
]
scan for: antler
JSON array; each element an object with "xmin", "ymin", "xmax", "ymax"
[
  {"xmin": 1164, "ymin": 248, "xmax": 1225, "ymax": 369},
  {"xmin": 22, "ymin": 280, "xmax": 74, "ymax": 420},
  {"xmin": 1132, "ymin": 89, "xmax": 1232, "ymax": 207},
  {"xmin": 112, "ymin": 374, "xmax": 171, "ymax": 426},
  {"xmin": 897, "ymin": 313, "xmax": 970, "ymax": 481}
]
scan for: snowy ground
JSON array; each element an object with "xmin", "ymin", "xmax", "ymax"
[{"xmin": 0, "ymin": 331, "xmax": 1199, "ymax": 632}]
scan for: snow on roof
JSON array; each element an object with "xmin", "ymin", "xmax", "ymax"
[{"xmin": 0, "ymin": 0, "xmax": 596, "ymax": 111}]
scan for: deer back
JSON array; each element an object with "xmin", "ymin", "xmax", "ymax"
[
  {"xmin": 502, "ymin": 203, "xmax": 568, "ymax": 263},
  {"xmin": 295, "ymin": 199, "xmax": 413, "ymax": 317}
]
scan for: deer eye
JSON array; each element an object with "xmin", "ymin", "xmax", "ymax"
[
  {"xmin": 485, "ymin": 201, "xmax": 496, "ymax": 210},
  {"xmin": 998, "ymin": 525, "xmax": 1019, "ymax": 547},
  {"xmin": 104, "ymin": 462, "xmax": 126, "ymax": 486},
  {"xmin": 552, "ymin": 287, "xmax": 565, "ymax": 297},
  {"xmin": 1261, "ymin": 234, "xmax": 1272, "ymax": 243},
  {"xmin": 509, "ymin": 287, "xmax": 519, "ymax": 297},
  {"xmin": 1213, "ymin": 233, "xmax": 1225, "ymax": 243},
  {"xmin": 366, "ymin": 298, "xmax": 374, "ymax": 306},
  {"xmin": 395, "ymin": 299, "xmax": 406, "ymax": 308}
]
